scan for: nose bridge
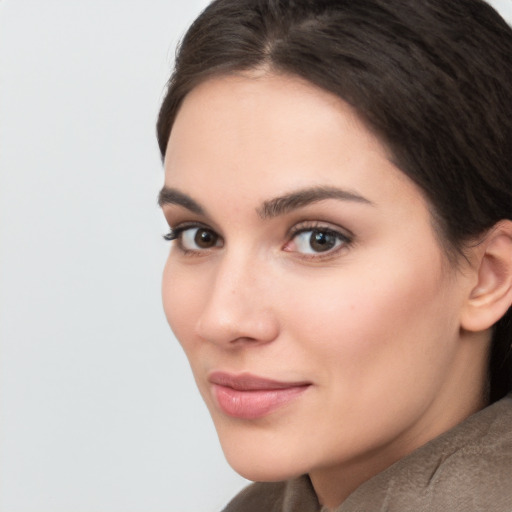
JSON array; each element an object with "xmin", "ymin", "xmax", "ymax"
[
  {"xmin": 195, "ymin": 246, "xmax": 278, "ymax": 346},
  {"xmin": 217, "ymin": 247, "xmax": 254, "ymax": 299}
]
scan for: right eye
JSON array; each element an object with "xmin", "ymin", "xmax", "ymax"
[{"xmin": 165, "ymin": 225, "xmax": 223, "ymax": 252}]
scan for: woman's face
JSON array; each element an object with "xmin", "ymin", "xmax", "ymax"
[{"xmin": 160, "ymin": 73, "xmax": 475, "ymax": 483}]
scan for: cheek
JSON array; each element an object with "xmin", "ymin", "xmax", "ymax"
[
  {"xmin": 282, "ymin": 251, "xmax": 458, "ymax": 387},
  {"xmin": 161, "ymin": 258, "xmax": 200, "ymax": 349}
]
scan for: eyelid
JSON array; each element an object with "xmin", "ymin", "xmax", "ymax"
[
  {"xmin": 288, "ymin": 220, "xmax": 354, "ymax": 240},
  {"xmin": 162, "ymin": 208, "xmax": 222, "ymax": 234},
  {"xmin": 163, "ymin": 220, "xmax": 211, "ymax": 240}
]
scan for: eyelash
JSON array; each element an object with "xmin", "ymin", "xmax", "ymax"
[
  {"xmin": 163, "ymin": 221, "xmax": 353, "ymax": 259},
  {"xmin": 163, "ymin": 229, "xmax": 184, "ymax": 242},
  {"xmin": 163, "ymin": 222, "xmax": 209, "ymax": 240}
]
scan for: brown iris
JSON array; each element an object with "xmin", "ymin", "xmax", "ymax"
[
  {"xmin": 194, "ymin": 228, "xmax": 218, "ymax": 248},
  {"xmin": 310, "ymin": 230, "xmax": 337, "ymax": 252}
]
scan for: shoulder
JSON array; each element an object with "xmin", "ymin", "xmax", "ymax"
[{"xmin": 340, "ymin": 394, "xmax": 512, "ymax": 512}]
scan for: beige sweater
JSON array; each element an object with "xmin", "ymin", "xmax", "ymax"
[{"xmin": 222, "ymin": 393, "xmax": 512, "ymax": 512}]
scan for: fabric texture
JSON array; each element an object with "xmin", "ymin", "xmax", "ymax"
[{"xmin": 222, "ymin": 393, "xmax": 512, "ymax": 512}]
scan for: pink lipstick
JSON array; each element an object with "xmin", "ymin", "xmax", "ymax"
[{"xmin": 209, "ymin": 372, "xmax": 310, "ymax": 420}]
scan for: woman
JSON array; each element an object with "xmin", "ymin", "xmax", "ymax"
[{"xmin": 157, "ymin": 0, "xmax": 512, "ymax": 510}]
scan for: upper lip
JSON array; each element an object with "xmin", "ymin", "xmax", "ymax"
[{"xmin": 208, "ymin": 371, "xmax": 311, "ymax": 391}]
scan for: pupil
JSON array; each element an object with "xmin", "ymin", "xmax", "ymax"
[
  {"xmin": 310, "ymin": 230, "xmax": 335, "ymax": 252},
  {"xmin": 195, "ymin": 229, "xmax": 216, "ymax": 248}
]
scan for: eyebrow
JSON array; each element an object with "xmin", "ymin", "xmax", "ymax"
[
  {"xmin": 158, "ymin": 187, "xmax": 205, "ymax": 215},
  {"xmin": 258, "ymin": 186, "xmax": 373, "ymax": 218},
  {"xmin": 158, "ymin": 185, "xmax": 373, "ymax": 218}
]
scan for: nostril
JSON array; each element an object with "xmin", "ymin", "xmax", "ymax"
[{"xmin": 195, "ymin": 306, "xmax": 279, "ymax": 348}]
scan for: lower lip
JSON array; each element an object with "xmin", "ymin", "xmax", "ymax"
[{"xmin": 212, "ymin": 384, "xmax": 309, "ymax": 420}]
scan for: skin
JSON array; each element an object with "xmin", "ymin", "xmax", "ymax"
[{"xmin": 160, "ymin": 73, "xmax": 491, "ymax": 509}]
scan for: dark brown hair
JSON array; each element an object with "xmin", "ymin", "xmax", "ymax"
[{"xmin": 157, "ymin": 0, "xmax": 512, "ymax": 402}]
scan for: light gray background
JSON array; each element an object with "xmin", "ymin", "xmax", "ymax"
[{"xmin": 1, "ymin": 1, "xmax": 511, "ymax": 511}]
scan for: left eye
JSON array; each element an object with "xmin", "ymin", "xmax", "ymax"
[{"xmin": 287, "ymin": 228, "xmax": 347, "ymax": 254}]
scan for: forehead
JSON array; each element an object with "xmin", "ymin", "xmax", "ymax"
[{"xmin": 163, "ymin": 73, "xmax": 418, "ymax": 212}]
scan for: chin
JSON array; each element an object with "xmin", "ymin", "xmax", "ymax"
[
  {"xmin": 226, "ymin": 455, "xmax": 303, "ymax": 483},
  {"xmin": 216, "ymin": 428, "xmax": 308, "ymax": 482}
]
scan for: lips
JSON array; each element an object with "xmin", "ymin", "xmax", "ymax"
[{"xmin": 208, "ymin": 371, "xmax": 311, "ymax": 420}]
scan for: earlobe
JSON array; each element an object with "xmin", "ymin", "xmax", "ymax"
[{"xmin": 461, "ymin": 220, "xmax": 512, "ymax": 332}]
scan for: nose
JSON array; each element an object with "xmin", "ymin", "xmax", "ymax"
[{"xmin": 194, "ymin": 251, "xmax": 280, "ymax": 348}]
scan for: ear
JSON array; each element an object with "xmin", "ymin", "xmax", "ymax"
[{"xmin": 461, "ymin": 220, "xmax": 512, "ymax": 332}]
